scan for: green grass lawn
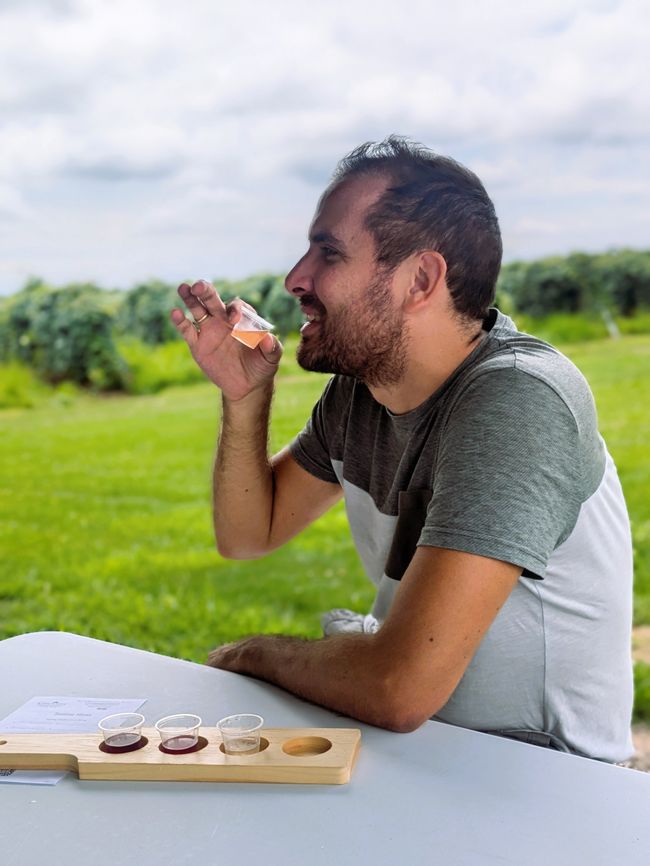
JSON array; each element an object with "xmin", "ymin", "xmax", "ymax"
[
  {"xmin": 0, "ymin": 344, "xmax": 373, "ymax": 661},
  {"xmin": 1, "ymin": 334, "xmax": 649, "ymax": 685},
  {"xmin": 564, "ymin": 336, "xmax": 650, "ymax": 622}
]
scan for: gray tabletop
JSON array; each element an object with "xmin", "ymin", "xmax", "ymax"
[{"xmin": 1, "ymin": 631, "xmax": 649, "ymax": 865}]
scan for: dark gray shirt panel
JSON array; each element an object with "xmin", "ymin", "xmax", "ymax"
[
  {"xmin": 290, "ymin": 375, "xmax": 343, "ymax": 485},
  {"xmin": 290, "ymin": 365, "xmax": 594, "ymax": 578},
  {"xmin": 419, "ymin": 366, "xmax": 584, "ymax": 577}
]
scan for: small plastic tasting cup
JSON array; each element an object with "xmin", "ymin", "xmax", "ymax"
[
  {"xmin": 230, "ymin": 305, "xmax": 274, "ymax": 350},
  {"xmin": 154, "ymin": 714, "xmax": 202, "ymax": 751},
  {"xmin": 98, "ymin": 713, "xmax": 145, "ymax": 748},
  {"xmin": 217, "ymin": 713, "xmax": 264, "ymax": 755}
]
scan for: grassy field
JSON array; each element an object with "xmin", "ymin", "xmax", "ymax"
[
  {"xmin": 0, "ymin": 345, "xmax": 373, "ymax": 661},
  {"xmin": 1, "ymin": 333, "xmax": 649, "ymax": 712},
  {"xmin": 565, "ymin": 336, "xmax": 650, "ymax": 622}
]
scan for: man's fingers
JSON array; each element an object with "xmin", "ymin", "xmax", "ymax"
[
  {"xmin": 177, "ymin": 283, "xmax": 208, "ymax": 323},
  {"xmin": 224, "ymin": 296, "xmax": 256, "ymax": 325},
  {"xmin": 189, "ymin": 280, "xmax": 228, "ymax": 318},
  {"xmin": 170, "ymin": 308, "xmax": 198, "ymax": 348},
  {"xmin": 176, "ymin": 281, "xmax": 223, "ymax": 324}
]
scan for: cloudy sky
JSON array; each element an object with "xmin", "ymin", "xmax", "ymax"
[{"xmin": 0, "ymin": 0, "xmax": 648, "ymax": 295}]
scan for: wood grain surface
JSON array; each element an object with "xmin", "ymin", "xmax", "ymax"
[{"xmin": 0, "ymin": 727, "xmax": 361, "ymax": 785}]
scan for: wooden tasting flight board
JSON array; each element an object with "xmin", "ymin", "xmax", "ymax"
[{"xmin": 0, "ymin": 727, "xmax": 361, "ymax": 785}]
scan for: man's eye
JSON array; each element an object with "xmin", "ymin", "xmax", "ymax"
[{"xmin": 321, "ymin": 246, "xmax": 339, "ymax": 260}]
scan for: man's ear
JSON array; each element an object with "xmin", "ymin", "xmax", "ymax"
[{"xmin": 404, "ymin": 251, "xmax": 447, "ymax": 310}]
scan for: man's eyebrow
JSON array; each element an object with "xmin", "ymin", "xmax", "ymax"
[{"xmin": 309, "ymin": 230, "xmax": 348, "ymax": 251}]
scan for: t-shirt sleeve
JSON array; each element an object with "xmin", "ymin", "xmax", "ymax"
[
  {"xmin": 289, "ymin": 376, "xmax": 344, "ymax": 485},
  {"xmin": 418, "ymin": 367, "xmax": 585, "ymax": 578}
]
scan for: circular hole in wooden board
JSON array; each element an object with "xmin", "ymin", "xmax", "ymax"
[{"xmin": 281, "ymin": 736, "xmax": 332, "ymax": 757}]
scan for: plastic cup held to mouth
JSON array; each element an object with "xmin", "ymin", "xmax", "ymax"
[{"xmin": 230, "ymin": 304, "xmax": 274, "ymax": 349}]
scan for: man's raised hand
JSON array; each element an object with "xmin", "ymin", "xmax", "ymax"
[{"xmin": 170, "ymin": 280, "xmax": 282, "ymax": 401}]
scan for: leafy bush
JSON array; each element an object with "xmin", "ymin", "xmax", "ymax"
[
  {"xmin": 0, "ymin": 280, "xmax": 127, "ymax": 390},
  {"xmin": 514, "ymin": 313, "xmax": 610, "ymax": 344},
  {"xmin": 616, "ymin": 312, "xmax": 650, "ymax": 336},
  {"xmin": 0, "ymin": 363, "xmax": 80, "ymax": 409},
  {"xmin": 0, "ymin": 362, "xmax": 49, "ymax": 408},
  {"xmin": 500, "ymin": 257, "xmax": 587, "ymax": 318},
  {"xmin": 498, "ymin": 249, "xmax": 650, "ymax": 318},
  {"xmin": 116, "ymin": 281, "xmax": 180, "ymax": 345},
  {"xmin": 598, "ymin": 250, "xmax": 650, "ymax": 317},
  {"xmin": 118, "ymin": 339, "xmax": 206, "ymax": 394}
]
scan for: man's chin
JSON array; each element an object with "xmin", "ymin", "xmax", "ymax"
[
  {"xmin": 296, "ymin": 352, "xmax": 328, "ymax": 375},
  {"xmin": 296, "ymin": 341, "xmax": 336, "ymax": 375}
]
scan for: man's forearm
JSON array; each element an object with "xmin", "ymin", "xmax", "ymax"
[
  {"xmin": 209, "ymin": 633, "xmax": 416, "ymax": 732},
  {"xmin": 213, "ymin": 384, "xmax": 275, "ymax": 558}
]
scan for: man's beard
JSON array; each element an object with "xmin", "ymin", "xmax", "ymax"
[{"xmin": 296, "ymin": 271, "xmax": 408, "ymax": 388}]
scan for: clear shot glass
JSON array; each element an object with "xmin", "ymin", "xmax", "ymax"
[
  {"xmin": 154, "ymin": 714, "xmax": 202, "ymax": 751},
  {"xmin": 98, "ymin": 713, "xmax": 145, "ymax": 748},
  {"xmin": 230, "ymin": 303, "xmax": 274, "ymax": 349},
  {"xmin": 217, "ymin": 714, "xmax": 264, "ymax": 755}
]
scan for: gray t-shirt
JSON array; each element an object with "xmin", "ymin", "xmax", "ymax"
[{"xmin": 290, "ymin": 309, "xmax": 634, "ymax": 762}]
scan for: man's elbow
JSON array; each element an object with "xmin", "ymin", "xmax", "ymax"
[
  {"xmin": 376, "ymin": 704, "xmax": 435, "ymax": 734},
  {"xmin": 215, "ymin": 537, "xmax": 268, "ymax": 560},
  {"xmin": 215, "ymin": 521, "xmax": 290, "ymax": 559},
  {"xmin": 369, "ymin": 675, "xmax": 447, "ymax": 734}
]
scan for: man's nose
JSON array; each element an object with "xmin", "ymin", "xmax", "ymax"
[{"xmin": 285, "ymin": 254, "xmax": 313, "ymax": 297}]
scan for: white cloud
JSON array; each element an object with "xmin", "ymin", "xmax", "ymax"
[{"xmin": 0, "ymin": 0, "xmax": 648, "ymax": 293}]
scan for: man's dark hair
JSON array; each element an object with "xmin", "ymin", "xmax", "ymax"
[{"xmin": 330, "ymin": 136, "xmax": 502, "ymax": 321}]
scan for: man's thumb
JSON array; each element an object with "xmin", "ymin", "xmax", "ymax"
[{"xmin": 259, "ymin": 333, "xmax": 283, "ymax": 361}]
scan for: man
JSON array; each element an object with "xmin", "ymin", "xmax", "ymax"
[{"xmin": 171, "ymin": 137, "xmax": 633, "ymax": 762}]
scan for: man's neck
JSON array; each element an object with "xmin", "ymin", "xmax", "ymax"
[{"xmin": 369, "ymin": 325, "xmax": 487, "ymax": 415}]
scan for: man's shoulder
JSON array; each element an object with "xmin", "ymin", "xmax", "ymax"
[{"xmin": 463, "ymin": 311, "xmax": 594, "ymax": 418}]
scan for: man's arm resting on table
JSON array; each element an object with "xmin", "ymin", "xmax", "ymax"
[{"xmin": 208, "ymin": 547, "xmax": 522, "ymax": 732}]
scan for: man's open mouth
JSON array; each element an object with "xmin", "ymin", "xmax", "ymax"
[{"xmin": 300, "ymin": 299, "xmax": 326, "ymax": 335}]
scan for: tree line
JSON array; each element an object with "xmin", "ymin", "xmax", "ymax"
[{"xmin": 1, "ymin": 249, "xmax": 648, "ymax": 392}]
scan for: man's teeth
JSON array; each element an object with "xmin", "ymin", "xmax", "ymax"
[{"xmin": 305, "ymin": 313, "xmax": 321, "ymax": 322}]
